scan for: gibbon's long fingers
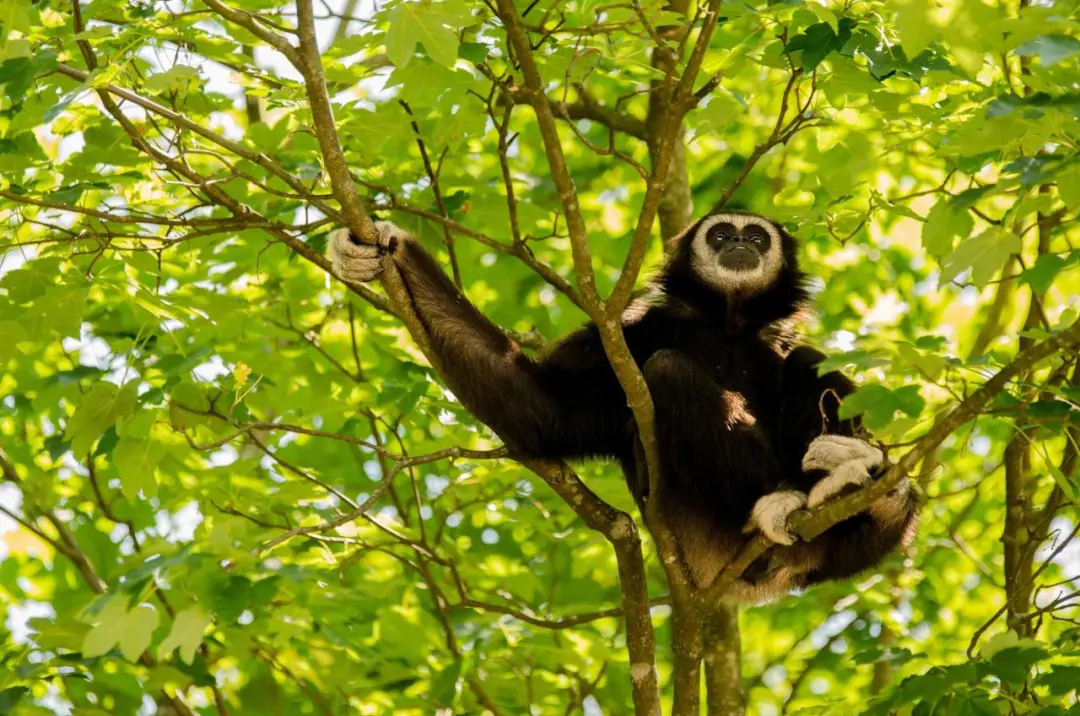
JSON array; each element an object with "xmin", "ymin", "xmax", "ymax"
[
  {"xmin": 802, "ymin": 434, "xmax": 883, "ymax": 472},
  {"xmin": 745, "ymin": 490, "xmax": 807, "ymax": 546},
  {"xmin": 806, "ymin": 460, "xmax": 874, "ymax": 508},
  {"xmin": 330, "ymin": 228, "xmax": 384, "ymax": 282}
]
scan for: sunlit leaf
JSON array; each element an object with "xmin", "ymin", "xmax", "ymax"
[
  {"xmin": 158, "ymin": 608, "xmax": 211, "ymax": 665},
  {"xmin": 939, "ymin": 229, "xmax": 1022, "ymax": 287},
  {"xmin": 65, "ymin": 382, "xmax": 139, "ymax": 456},
  {"xmin": 922, "ymin": 199, "xmax": 973, "ymax": 258}
]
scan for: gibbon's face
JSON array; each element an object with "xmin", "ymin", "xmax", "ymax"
[{"xmin": 689, "ymin": 213, "xmax": 785, "ymax": 295}]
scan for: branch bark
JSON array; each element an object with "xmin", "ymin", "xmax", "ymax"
[
  {"xmin": 522, "ymin": 460, "xmax": 663, "ymax": 716},
  {"xmin": 704, "ymin": 607, "xmax": 745, "ymax": 716},
  {"xmin": 1003, "ymin": 203, "xmax": 1058, "ymax": 637},
  {"xmin": 495, "ymin": 0, "xmax": 602, "ymax": 313},
  {"xmin": 54, "ymin": 63, "xmax": 342, "ymax": 222},
  {"xmin": 503, "ymin": 84, "xmax": 649, "ymax": 139}
]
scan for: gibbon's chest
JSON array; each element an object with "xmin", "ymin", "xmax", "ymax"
[
  {"xmin": 627, "ymin": 308, "xmax": 786, "ymax": 418},
  {"xmin": 678, "ymin": 333, "xmax": 786, "ymax": 419}
]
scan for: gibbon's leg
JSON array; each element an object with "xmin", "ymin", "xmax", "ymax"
[
  {"xmin": 773, "ymin": 346, "xmax": 919, "ymax": 582},
  {"xmin": 330, "ymin": 224, "xmax": 627, "ymax": 460},
  {"xmin": 640, "ymin": 349, "xmax": 786, "ymax": 587}
]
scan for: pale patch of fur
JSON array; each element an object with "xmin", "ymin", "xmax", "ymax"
[
  {"xmin": 621, "ymin": 291, "xmax": 662, "ymax": 324},
  {"xmin": 690, "ymin": 213, "xmax": 784, "ymax": 295},
  {"xmin": 746, "ymin": 490, "xmax": 807, "ymax": 546},
  {"xmin": 868, "ymin": 478, "xmax": 914, "ymax": 528},
  {"xmin": 621, "ymin": 289, "xmax": 696, "ymax": 325},
  {"xmin": 720, "ymin": 390, "xmax": 756, "ymax": 427},
  {"xmin": 724, "ymin": 565, "xmax": 802, "ymax": 604}
]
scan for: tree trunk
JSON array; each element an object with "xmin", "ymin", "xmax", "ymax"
[{"xmin": 704, "ymin": 606, "xmax": 746, "ymax": 715}]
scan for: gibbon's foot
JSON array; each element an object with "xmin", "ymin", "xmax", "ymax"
[
  {"xmin": 803, "ymin": 435, "xmax": 885, "ymax": 508},
  {"xmin": 745, "ymin": 490, "xmax": 808, "ymax": 546},
  {"xmin": 329, "ymin": 221, "xmax": 403, "ymax": 283}
]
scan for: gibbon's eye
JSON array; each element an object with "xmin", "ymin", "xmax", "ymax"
[
  {"xmin": 705, "ymin": 222, "xmax": 737, "ymax": 245},
  {"xmin": 744, "ymin": 226, "xmax": 769, "ymax": 244}
]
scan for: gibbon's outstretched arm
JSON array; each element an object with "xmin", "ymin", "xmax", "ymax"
[{"xmin": 330, "ymin": 224, "xmax": 629, "ymax": 459}]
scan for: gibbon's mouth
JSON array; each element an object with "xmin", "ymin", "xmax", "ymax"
[{"xmin": 717, "ymin": 245, "xmax": 761, "ymax": 271}]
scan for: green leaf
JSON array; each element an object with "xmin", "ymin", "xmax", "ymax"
[
  {"xmin": 1047, "ymin": 463, "xmax": 1079, "ymax": 502},
  {"xmin": 458, "ymin": 41, "xmax": 488, "ymax": 63},
  {"xmin": 696, "ymin": 91, "xmax": 744, "ymax": 133},
  {"xmin": 0, "ymin": 267, "xmax": 51, "ymax": 303},
  {"xmin": 81, "ymin": 597, "xmax": 130, "ymax": 658},
  {"xmin": 839, "ymin": 384, "xmax": 924, "ymax": 429},
  {"xmin": 118, "ymin": 604, "xmax": 160, "ymax": 662},
  {"xmin": 29, "ymin": 615, "xmax": 91, "ymax": 651},
  {"xmin": 158, "ymin": 608, "xmax": 211, "ymax": 665},
  {"xmin": 1057, "ymin": 164, "xmax": 1080, "ymax": 210},
  {"xmin": 939, "ymin": 229, "xmax": 1022, "ymax": 287},
  {"xmin": 892, "ymin": 385, "xmax": 926, "ymax": 417},
  {"xmin": 1037, "ymin": 665, "xmax": 1080, "ymax": 695},
  {"xmin": 79, "ymin": 599, "xmax": 159, "ymax": 662},
  {"xmin": 0, "ymin": 56, "xmax": 35, "ymax": 101},
  {"xmin": 897, "ymin": 343, "xmax": 946, "ymax": 381},
  {"xmin": 19, "ymin": 285, "xmax": 90, "ymax": 339},
  {"xmin": 783, "ymin": 18, "xmax": 857, "ymax": 70},
  {"xmin": 42, "ymin": 89, "xmax": 83, "ymax": 123},
  {"xmin": 816, "ymin": 349, "xmax": 892, "ymax": 372},
  {"xmin": 838, "ymin": 385, "xmax": 892, "ymax": 429},
  {"xmin": 987, "ymin": 644, "xmax": 1050, "ymax": 684},
  {"xmin": 92, "ymin": 425, "xmax": 120, "ymax": 457},
  {"xmin": 384, "ymin": 4, "xmax": 417, "ymax": 68},
  {"xmin": 430, "ymin": 658, "xmax": 463, "ymax": 707},
  {"xmin": 894, "ymin": 0, "xmax": 935, "ymax": 59},
  {"xmin": 0, "ymin": 319, "xmax": 26, "ymax": 363},
  {"xmin": 922, "ymin": 199, "xmax": 973, "ymax": 257},
  {"xmin": 65, "ymin": 382, "xmax": 139, "ymax": 456},
  {"xmin": 386, "ymin": 2, "xmax": 461, "ymax": 69},
  {"xmin": 145, "ymin": 65, "xmax": 200, "ymax": 93},
  {"xmin": 1015, "ymin": 35, "xmax": 1080, "ymax": 67},
  {"xmin": 113, "ymin": 435, "xmax": 165, "ymax": 499},
  {"xmin": 0, "ymin": 687, "xmax": 30, "ymax": 712},
  {"xmin": 0, "ymin": 0, "xmax": 32, "ymax": 38},
  {"xmin": 1021, "ymin": 253, "xmax": 1067, "ymax": 295},
  {"xmin": 808, "ymin": 4, "xmax": 839, "ymax": 34}
]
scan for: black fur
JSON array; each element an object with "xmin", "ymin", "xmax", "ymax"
[{"xmin": 369, "ymin": 211, "xmax": 918, "ymax": 602}]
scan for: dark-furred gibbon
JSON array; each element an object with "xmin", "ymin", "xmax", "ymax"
[{"xmin": 329, "ymin": 211, "xmax": 918, "ymax": 603}]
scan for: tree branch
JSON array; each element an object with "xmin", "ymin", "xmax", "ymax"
[
  {"xmin": 399, "ymin": 99, "xmax": 463, "ymax": 288},
  {"xmin": 502, "ymin": 84, "xmax": 649, "ymax": 140},
  {"xmin": 608, "ymin": 0, "xmax": 724, "ymax": 311},
  {"xmin": 54, "ymin": 63, "xmax": 343, "ymax": 223},
  {"xmin": 495, "ymin": 0, "xmax": 601, "ymax": 312},
  {"xmin": 519, "ymin": 458, "xmax": 662, "ymax": 716},
  {"xmin": 200, "ymin": 0, "xmax": 302, "ymax": 65}
]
